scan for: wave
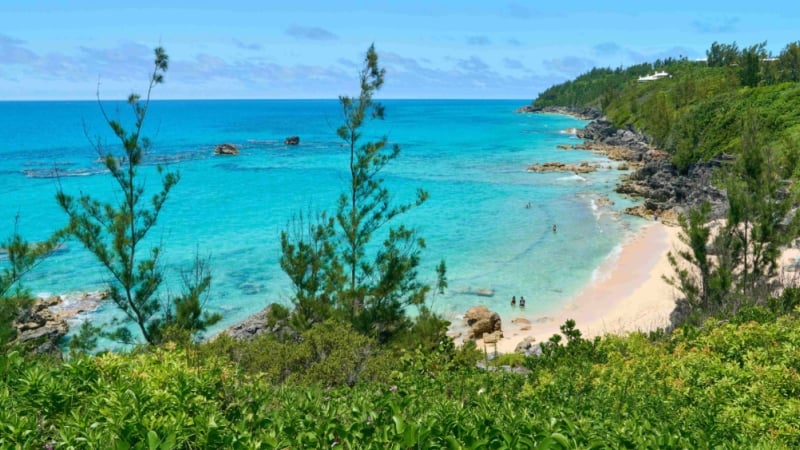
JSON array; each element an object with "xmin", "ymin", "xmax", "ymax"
[
  {"xmin": 23, "ymin": 160, "xmax": 76, "ymax": 167},
  {"xmin": 591, "ymin": 242, "xmax": 624, "ymax": 283},
  {"xmin": 24, "ymin": 167, "xmax": 107, "ymax": 178},
  {"xmin": 556, "ymin": 173, "xmax": 587, "ymax": 183}
]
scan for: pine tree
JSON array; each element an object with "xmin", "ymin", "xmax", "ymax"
[
  {"xmin": 280, "ymin": 45, "xmax": 438, "ymax": 343},
  {"xmin": 57, "ymin": 47, "xmax": 217, "ymax": 345}
]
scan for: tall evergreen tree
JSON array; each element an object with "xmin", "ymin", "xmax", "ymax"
[
  {"xmin": 778, "ymin": 41, "xmax": 800, "ymax": 82},
  {"xmin": 57, "ymin": 47, "xmax": 218, "ymax": 345},
  {"xmin": 334, "ymin": 45, "xmax": 430, "ymax": 341},
  {"xmin": 706, "ymin": 41, "xmax": 739, "ymax": 67},
  {"xmin": 738, "ymin": 42, "xmax": 767, "ymax": 87},
  {"xmin": 721, "ymin": 111, "xmax": 798, "ymax": 300},
  {"xmin": 280, "ymin": 45, "xmax": 436, "ymax": 343}
]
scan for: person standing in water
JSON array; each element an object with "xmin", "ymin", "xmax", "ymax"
[
  {"xmin": 520, "ymin": 296, "xmax": 526, "ymax": 308},
  {"xmin": 552, "ymin": 224, "xmax": 557, "ymax": 234},
  {"xmin": 510, "ymin": 295, "xmax": 516, "ymax": 306}
]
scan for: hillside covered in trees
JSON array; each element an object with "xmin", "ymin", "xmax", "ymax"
[{"xmin": 533, "ymin": 41, "xmax": 800, "ymax": 171}]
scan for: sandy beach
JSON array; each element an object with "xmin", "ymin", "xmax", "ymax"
[{"xmin": 470, "ymin": 221, "xmax": 684, "ymax": 353}]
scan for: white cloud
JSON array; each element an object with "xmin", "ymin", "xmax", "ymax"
[{"xmin": 285, "ymin": 25, "xmax": 338, "ymax": 41}]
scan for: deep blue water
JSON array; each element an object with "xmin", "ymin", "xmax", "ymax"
[{"xmin": 0, "ymin": 99, "xmax": 641, "ymax": 338}]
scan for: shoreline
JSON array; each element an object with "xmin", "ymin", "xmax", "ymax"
[{"xmin": 469, "ymin": 221, "xmax": 682, "ymax": 353}]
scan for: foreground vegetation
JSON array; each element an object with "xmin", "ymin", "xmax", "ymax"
[{"xmin": 2, "ymin": 307, "xmax": 800, "ymax": 448}]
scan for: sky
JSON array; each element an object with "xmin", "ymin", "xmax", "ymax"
[{"xmin": 1, "ymin": 1, "xmax": 799, "ymax": 100}]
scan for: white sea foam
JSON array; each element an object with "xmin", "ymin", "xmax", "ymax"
[
  {"xmin": 591, "ymin": 243, "xmax": 624, "ymax": 283},
  {"xmin": 556, "ymin": 173, "xmax": 586, "ymax": 182}
]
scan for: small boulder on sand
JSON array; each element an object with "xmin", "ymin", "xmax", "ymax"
[{"xmin": 464, "ymin": 305, "xmax": 502, "ymax": 340}]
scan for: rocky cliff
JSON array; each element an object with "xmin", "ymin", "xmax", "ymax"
[{"xmin": 576, "ymin": 118, "xmax": 728, "ymax": 221}]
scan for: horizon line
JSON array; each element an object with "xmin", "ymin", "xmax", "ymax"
[{"xmin": 0, "ymin": 97, "xmax": 534, "ymax": 103}]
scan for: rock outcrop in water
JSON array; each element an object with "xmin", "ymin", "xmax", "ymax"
[
  {"xmin": 13, "ymin": 296, "xmax": 68, "ymax": 355},
  {"xmin": 517, "ymin": 105, "xmax": 602, "ymax": 120},
  {"xmin": 214, "ymin": 143, "xmax": 240, "ymax": 155},
  {"xmin": 527, "ymin": 161, "xmax": 599, "ymax": 174},
  {"xmin": 284, "ymin": 136, "xmax": 300, "ymax": 145},
  {"xmin": 12, "ymin": 292, "xmax": 107, "ymax": 356},
  {"xmin": 572, "ymin": 118, "xmax": 727, "ymax": 221}
]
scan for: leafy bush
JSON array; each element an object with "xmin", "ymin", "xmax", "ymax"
[{"xmin": 3, "ymin": 313, "xmax": 799, "ymax": 447}]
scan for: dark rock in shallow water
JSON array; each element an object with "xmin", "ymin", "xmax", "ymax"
[
  {"xmin": 284, "ymin": 136, "xmax": 300, "ymax": 145},
  {"xmin": 214, "ymin": 143, "xmax": 239, "ymax": 155},
  {"xmin": 573, "ymin": 116, "xmax": 727, "ymax": 220},
  {"xmin": 517, "ymin": 105, "xmax": 601, "ymax": 120}
]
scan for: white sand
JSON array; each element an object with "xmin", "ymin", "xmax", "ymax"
[{"xmin": 471, "ymin": 222, "xmax": 684, "ymax": 353}]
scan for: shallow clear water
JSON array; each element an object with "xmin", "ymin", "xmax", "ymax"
[{"xmin": 0, "ymin": 99, "xmax": 641, "ymax": 336}]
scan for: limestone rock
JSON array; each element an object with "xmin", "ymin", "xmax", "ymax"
[
  {"xmin": 515, "ymin": 336, "xmax": 536, "ymax": 353},
  {"xmin": 464, "ymin": 306, "xmax": 502, "ymax": 340},
  {"xmin": 223, "ymin": 305, "xmax": 295, "ymax": 341},
  {"xmin": 575, "ymin": 118, "xmax": 727, "ymax": 220},
  {"xmin": 223, "ymin": 308, "xmax": 271, "ymax": 340},
  {"xmin": 12, "ymin": 296, "xmax": 70, "ymax": 356},
  {"xmin": 516, "ymin": 105, "xmax": 601, "ymax": 120},
  {"xmin": 527, "ymin": 161, "xmax": 599, "ymax": 174},
  {"xmin": 214, "ymin": 143, "xmax": 239, "ymax": 155}
]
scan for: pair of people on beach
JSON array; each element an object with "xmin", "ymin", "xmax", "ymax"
[{"xmin": 510, "ymin": 295, "xmax": 525, "ymax": 307}]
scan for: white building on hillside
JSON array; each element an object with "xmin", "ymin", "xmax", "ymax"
[{"xmin": 637, "ymin": 71, "xmax": 670, "ymax": 82}]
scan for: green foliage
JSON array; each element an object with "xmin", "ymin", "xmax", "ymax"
[
  {"xmin": 279, "ymin": 211, "xmax": 343, "ymax": 331},
  {"xmin": 334, "ymin": 45, "xmax": 430, "ymax": 342},
  {"xmin": 201, "ymin": 320, "xmax": 380, "ymax": 386},
  {"xmin": 389, "ymin": 306, "xmax": 451, "ymax": 354},
  {"xmin": 279, "ymin": 45, "xmax": 440, "ymax": 344},
  {"xmin": 667, "ymin": 114, "xmax": 799, "ymax": 325},
  {"xmin": 3, "ymin": 314, "xmax": 800, "ymax": 447},
  {"xmin": 152, "ymin": 252, "xmax": 221, "ymax": 346},
  {"xmin": 525, "ymin": 319, "xmax": 606, "ymax": 372},
  {"xmin": 738, "ymin": 41, "xmax": 767, "ymax": 88},
  {"xmin": 68, "ymin": 320, "xmax": 103, "ymax": 354},
  {"xmin": 490, "ymin": 352, "xmax": 525, "ymax": 368},
  {"xmin": 533, "ymin": 40, "xmax": 800, "ymax": 172},
  {"xmin": 778, "ymin": 41, "xmax": 800, "ymax": 82},
  {"xmin": 534, "ymin": 64, "xmax": 655, "ymax": 109},
  {"xmin": 706, "ymin": 41, "xmax": 740, "ymax": 67},
  {"xmin": 56, "ymin": 48, "xmax": 216, "ymax": 346},
  {"xmin": 0, "ymin": 215, "xmax": 60, "ymax": 345},
  {"xmin": 435, "ymin": 259, "xmax": 448, "ymax": 294},
  {"xmin": 664, "ymin": 202, "xmax": 726, "ymax": 322}
]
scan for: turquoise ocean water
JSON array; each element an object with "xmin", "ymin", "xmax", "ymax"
[{"xmin": 0, "ymin": 99, "xmax": 642, "ymax": 337}]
